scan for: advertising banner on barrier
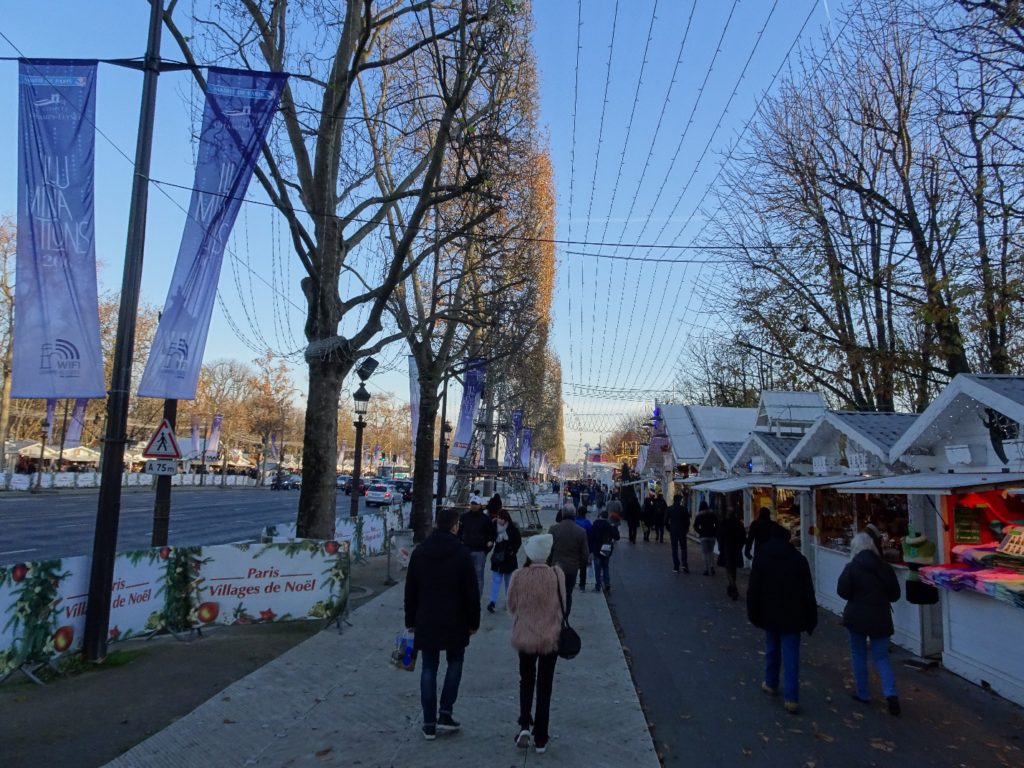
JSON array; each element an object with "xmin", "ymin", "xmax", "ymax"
[
  {"xmin": 194, "ymin": 542, "xmax": 347, "ymax": 625},
  {"xmin": 138, "ymin": 68, "xmax": 287, "ymax": 399},
  {"xmin": 12, "ymin": 59, "xmax": 105, "ymax": 399},
  {"xmin": 450, "ymin": 358, "xmax": 485, "ymax": 459}
]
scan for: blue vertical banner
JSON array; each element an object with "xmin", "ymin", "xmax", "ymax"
[
  {"xmin": 519, "ymin": 427, "xmax": 533, "ymax": 471},
  {"xmin": 504, "ymin": 408, "xmax": 523, "ymax": 467},
  {"xmin": 408, "ymin": 356, "xmax": 419, "ymax": 463},
  {"xmin": 138, "ymin": 68, "xmax": 287, "ymax": 399},
  {"xmin": 269, "ymin": 432, "xmax": 279, "ymax": 462},
  {"xmin": 45, "ymin": 398, "xmax": 57, "ymax": 441},
  {"xmin": 207, "ymin": 413, "xmax": 224, "ymax": 458},
  {"xmin": 63, "ymin": 398, "xmax": 88, "ymax": 448},
  {"xmin": 12, "ymin": 60, "xmax": 105, "ymax": 399},
  {"xmin": 450, "ymin": 358, "xmax": 485, "ymax": 460}
]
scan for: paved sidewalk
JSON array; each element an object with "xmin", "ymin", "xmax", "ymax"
[{"xmin": 106, "ymin": 505, "xmax": 658, "ymax": 767}]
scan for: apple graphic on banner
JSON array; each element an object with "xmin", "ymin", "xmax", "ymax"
[
  {"xmin": 159, "ymin": 547, "xmax": 171, "ymax": 560},
  {"xmin": 52, "ymin": 626, "xmax": 74, "ymax": 653},
  {"xmin": 324, "ymin": 541, "xmax": 340, "ymax": 555},
  {"xmin": 197, "ymin": 602, "xmax": 220, "ymax": 624},
  {"xmin": 11, "ymin": 563, "xmax": 28, "ymax": 582}
]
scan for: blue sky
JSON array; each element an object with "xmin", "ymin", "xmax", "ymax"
[{"xmin": 0, "ymin": 1, "xmax": 841, "ymax": 461}]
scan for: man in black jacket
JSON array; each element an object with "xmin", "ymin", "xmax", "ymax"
[
  {"xmin": 744, "ymin": 506, "xmax": 774, "ymax": 562},
  {"xmin": 746, "ymin": 524, "xmax": 817, "ymax": 715},
  {"xmin": 459, "ymin": 494, "xmax": 495, "ymax": 598},
  {"xmin": 667, "ymin": 493, "xmax": 691, "ymax": 573},
  {"xmin": 405, "ymin": 507, "xmax": 481, "ymax": 740}
]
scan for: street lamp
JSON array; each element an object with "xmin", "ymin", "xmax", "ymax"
[
  {"xmin": 435, "ymin": 419, "xmax": 453, "ymax": 519},
  {"xmin": 349, "ymin": 382, "xmax": 371, "ymax": 519}
]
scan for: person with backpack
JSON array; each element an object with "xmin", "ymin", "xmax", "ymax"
[{"xmin": 588, "ymin": 508, "xmax": 620, "ymax": 593}]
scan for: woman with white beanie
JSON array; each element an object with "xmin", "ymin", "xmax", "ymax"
[{"xmin": 507, "ymin": 533, "xmax": 565, "ymax": 755}]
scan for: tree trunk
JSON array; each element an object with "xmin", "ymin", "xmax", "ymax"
[
  {"xmin": 0, "ymin": 352, "xmax": 10, "ymax": 474},
  {"xmin": 296, "ymin": 357, "xmax": 345, "ymax": 539},
  {"xmin": 410, "ymin": 378, "xmax": 439, "ymax": 543}
]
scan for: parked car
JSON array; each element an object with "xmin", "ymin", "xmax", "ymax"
[
  {"xmin": 336, "ymin": 474, "xmax": 352, "ymax": 489},
  {"xmin": 271, "ymin": 473, "xmax": 302, "ymax": 490},
  {"xmin": 365, "ymin": 483, "xmax": 396, "ymax": 507}
]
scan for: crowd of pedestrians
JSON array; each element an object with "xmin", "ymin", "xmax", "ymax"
[{"xmin": 402, "ymin": 477, "xmax": 904, "ymax": 755}]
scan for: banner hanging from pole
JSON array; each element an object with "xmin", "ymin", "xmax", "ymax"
[
  {"xmin": 64, "ymin": 398, "xmax": 89, "ymax": 448},
  {"xmin": 12, "ymin": 60, "xmax": 105, "ymax": 399},
  {"xmin": 138, "ymin": 67, "xmax": 287, "ymax": 399},
  {"xmin": 504, "ymin": 408, "xmax": 522, "ymax": 467},
  {"xmin": 519, "ymin": 427, "xmax": 533, "ymax": 471},
  {"xmin": 338, "ymin": 439, "xmax": 347, "ymax": 469},
  {"xmin": 449, "ymin": 358, "xmax": 485, "ymax": 460},
  {"xmin": 207, "ymin": 413, "xmax": 224, "ymax": 458}
]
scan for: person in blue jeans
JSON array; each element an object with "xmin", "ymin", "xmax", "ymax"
[
  {"xmin": 588, "ymin": 508, "xmax": 620, "ymax": 593},
  {"xmin": 838, "ymin": 531, "xmax": 902, "ymax": 715},
  {"xmin": 746, "ymin": 524, "xmax": 818, "ymax": 714},
  {"xmin": 405, "ymin": 507, "xmax": 481, "ymax": 739}
]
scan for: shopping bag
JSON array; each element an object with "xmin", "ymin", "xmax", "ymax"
[{"xmin": 391, "ymin": 630, "xmax": 417, "ymax": 671}]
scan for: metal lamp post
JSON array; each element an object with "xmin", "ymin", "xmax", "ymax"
[
  {"xmin": 349, "ymin": 383, "xmax": 371, "ymax": 519},
  {"xmin": 435, "ymin": 419, "xmax": 453, "ymax": 519}
]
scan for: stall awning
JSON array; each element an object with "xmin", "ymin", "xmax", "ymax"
[
  {"xmin": 772, "ymin": 474, "xmax": 866, "ymax": 489},
  {"xmin": 691, "ymin": 477, "xmax": 748, "ymax": 493},
  {"xmin": 834, "ymin": 471, "xmax": 1024, "ymax": 495}
]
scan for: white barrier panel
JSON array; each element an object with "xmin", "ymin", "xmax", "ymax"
[
  {"xmin": 195, "ymin": 542, "xmax": 348, "ymax": 625},
  {"xmin": 267, "ymin": 512, "xmax": 394, "ymax": 557},
  {"xmin": 9, "ymin": 474, "xmax": 31, "ymax": 491},
  {"xmin": 54, "ymin": 472, "xmax": 76, "ymax": 488}
]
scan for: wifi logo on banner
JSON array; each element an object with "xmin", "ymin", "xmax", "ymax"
[{"xmin": 39, "ymin": 338, "xmax": 81, "ymax": 377}]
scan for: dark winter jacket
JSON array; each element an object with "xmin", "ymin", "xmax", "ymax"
[
  {"xmin": 459, "ymin": 508, "xmax": 495, "ymax": 552},
  {"xmin": 549, "ymin": 518, "xmax": 590, "ymax": 573},
  {"xmin": 641, "ymin": 497, "xmax": 656, "ymax": 527},
  {"xmin": 654, "ymin": 496, "xmax": 668, "ymax": 527},
  {"xmin": 837, "ymin": 550, "xmax": 901, "ymax": 637},
  {"xmin": 666, "ymin": 503, "xmax": 691, "ymax": 536},
  {"xmin": 744, "ymin": 509, "xmax": 774, "ymax": 560},
  {"xmin": 693, "ymin": 510, "xmax": 719, "ymax": 539},
  {"xmin": 717, "ymin": 515, "xmax": 746, "ymax": 570},
  {"xmin": 746, "ymin": 536, "xmax": 818, "ymax": 635},
  {"xmin": 490, "ymin": 522, "xmax": 522, "ymax": 574},
  {"xmin": 621, "ymin": 486, "xmax": 641, "ymax": 526},
  {"xmin": 588, "ymin": 518, "xmax": 620, "ymax": 558},
  {"xmin": 404, "ymin": 530, "xmax": 481, "ymax": 652}
]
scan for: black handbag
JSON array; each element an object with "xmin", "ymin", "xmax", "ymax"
[{"xmin": 555, "ymin": 577, "xmax": 581, "ymax": 659}]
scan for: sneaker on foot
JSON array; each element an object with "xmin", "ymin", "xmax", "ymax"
[
  {"xmin": 784, "ymin": 701, "xmax": 800, "ymax": 714},
  {"xmin": 683, "ymin": 567, "xmax": 690, "ymax": 574},
  {"xmin": 437, "ymin": 714, "xmax": 461, "ymax": 731},
  {"xmin": 486, "ymin": 601, "xmax": 495, "ymax": 613},
  {"xmin": 422, "ymin": 724, "xmax": 436, "ymax": 740},
  {"xmin": 534, "ymin": 738, "xmax": 548, "ymax": 754},
  {"xmin": 850, "ymin": 692, "xmax": 870, "ymax": 704},
  {"xmin": 887, "ymin": 695, "xmax": 901, "ymax": 716},
  {"xmin": 761, "ymin": 682, "xmax": 778, "ymax": 696},
  {"xmin": 673, "ymin": 567, "xmax": 680, "ymax": 573},
  {"xmin": 515, "ymin": 729, "xmax": 530, "ymax": 748}
]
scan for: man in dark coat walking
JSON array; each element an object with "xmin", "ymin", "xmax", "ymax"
[
  {"xmin": 746, "ymin": 523, "xmax": 817, "ymax": 715},
  {"xmin": 405, "ymin": 507, "xmax": 481, "ymax": 739},
  {"xmin": 744, "ymin": 506, "xmax": 774, "ymax": 562},
  {"xmin": 667, "ymin": 493, "xmax": 691, "ymax": 573},
  {"xmin": 459, "ymin": 494, "xmax": 495, "ymax": 598}
]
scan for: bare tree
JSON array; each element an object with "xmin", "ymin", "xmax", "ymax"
[
  {"xmin": 0, "ymin": 218, "xmax": 14, "ymax": 470},
  {"xmin": 164, "ymin": 0, "xmax": 531, "ymax": 537}
]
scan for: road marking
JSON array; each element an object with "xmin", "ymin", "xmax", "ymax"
[
  {"xmin": 57, "ymin": 523, "xmax": 91, "ymax": 529},
  {"xmin": 0, "ymin": 548, "xmax": 39, "ymax": 556}
]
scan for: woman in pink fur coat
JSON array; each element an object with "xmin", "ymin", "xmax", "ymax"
[{"xmin": 507, "ymin": 533, "xmax": 565, "ymax": 755}]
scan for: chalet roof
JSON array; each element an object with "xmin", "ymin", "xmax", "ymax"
[
  {"xmin": 890, "ymin": 374, "xmax": 1024, "ymax": 460},
  {"xmin": 755, "ymin": 390, "xmax": 827, "ymax": 430},
  {"xmin": 661, "ymin": 404, "xmax": 756, "ymax": 465},
  {"xmin": 788, "ymin": 411, "xmax": 918, "ymax": 464}
]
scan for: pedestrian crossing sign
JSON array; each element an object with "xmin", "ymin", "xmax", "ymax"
[{"xmin": 143, "ymin": 419, "xmax": 182, "ymax": 459}]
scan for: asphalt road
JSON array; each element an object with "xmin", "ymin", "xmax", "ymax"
[
  {"xmin": 0, "ymin": 487, "xmax": 396, "ymax": 566},
  {"xmin": 608, "ymin": 536, "xmax": 1024, "ymax": 768}
]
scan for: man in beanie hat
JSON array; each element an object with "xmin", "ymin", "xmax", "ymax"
[
  {"xmin": 405, "ymin": 507, "xmax": 481, "ymax": 740},
  {"xmin": 549, "ymin": 502, "xmax": 589, "ymax": 615},
  {"xmin": 460, "ymin": 494, "xmax": 495, "ymax": 598}
]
